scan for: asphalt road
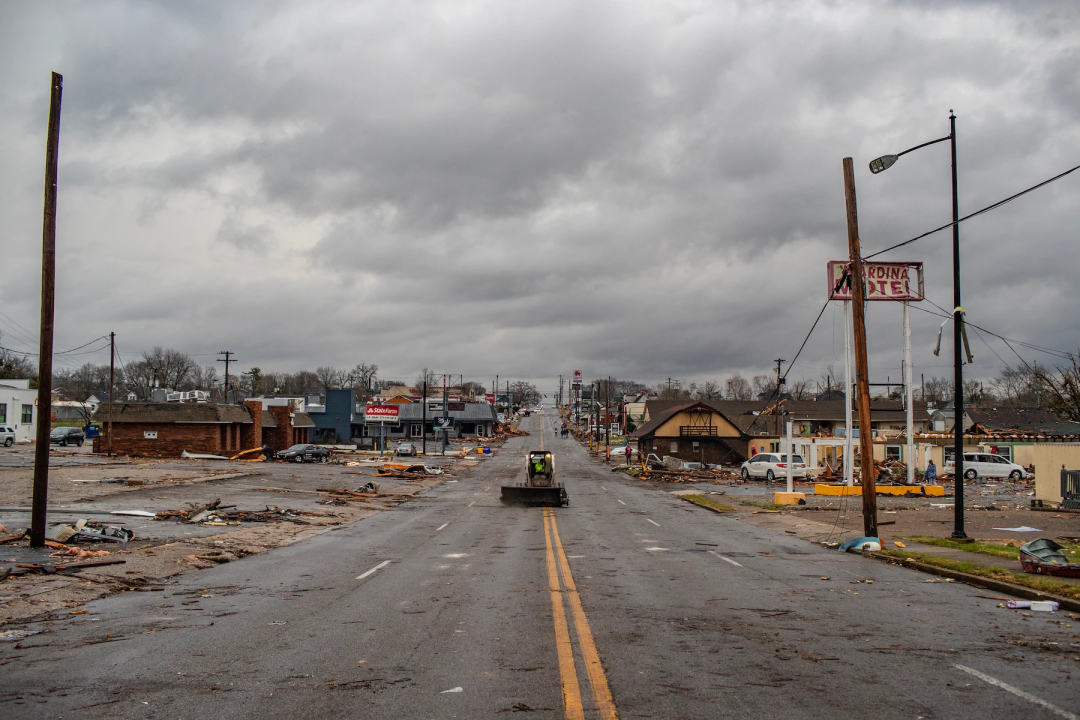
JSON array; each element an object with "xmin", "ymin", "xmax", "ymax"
[{"xmin": 1, "ymin": 411, "xmax": 1077, "ymax": 719}]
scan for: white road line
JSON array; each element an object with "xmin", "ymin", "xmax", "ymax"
[
  {"xmin": 708, "ymin": 550, "xmax": 743, "ymax": 567},
  {"xmin": 954, "ymin": 665, "xmax": 1078, "ymax": 720},
  {"xmin": 468, "ymin": 501, "xmax": 475, "ymax": 507},
  {"xmin": 436, "ymin": 522, "xmax": 449, "ymax": 532},
  {"xmin": 601, "ymin": 486, "xmax": 607, "ymax": 491},
  {"xmin": 647, "ymin": 518, "xmax": 661, "ymax": 527},
  {"xmin": 356, "ymin": 560, "xmax": 392, "ymax": 581},
  {"xmin": 617, "ymin": 499, "xmax": 626, "ymax": 505}
]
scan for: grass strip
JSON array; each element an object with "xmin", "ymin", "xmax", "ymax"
[
  {"xmin": 902, "ymin": 536, "xmax": 1080, "ymax": 562},
  {"xmin": 681, "ymin": 494, "xmax": 735, "ymax": 513},
  {"xmin": 736, "ymin": 498, "xmax": 783, "ymax": 511},
  {"xmin": 878, "ymin": 549, "xmax": 1080, "ymax": 600}
]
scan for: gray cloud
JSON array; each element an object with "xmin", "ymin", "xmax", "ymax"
[{"xmin": 1, "ymin": 0, "xmax": 1078, "ymax": 394}]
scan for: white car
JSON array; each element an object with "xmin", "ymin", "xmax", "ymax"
[
  {"xmin": 944, "ymin": 452, "xmax": 1030, "ymax": 480},
  {"xmin": 1, "ymin": 426, "xmax": 15, "ymax": 447},
  {"xmin": 740, "ymin": 453, "xmax": 807, "ymax": 481}
]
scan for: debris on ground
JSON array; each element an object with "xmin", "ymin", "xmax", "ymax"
[
  {"xmin": 50, "ymin": 546, "xmax": 112, "ymax": 559},
  {"xmin": 44, "ymin": 520, "xmax": 135, "ymax": 545},
  {"xmin": 0, "ymin": 557, "xmax": 126, "ymax": 580},
  {"xmin": 154, "ymin": 498, "xmax": 337, "ymax": 525},
  {"xmin": 1019, "ymin": 538, "xmax": 1080, "ymax": 578}
]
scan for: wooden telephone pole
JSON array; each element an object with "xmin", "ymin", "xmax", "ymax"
[
  {"xmin": 843, "ymin": 157, "xmax": 878, "ymax": 538},
  {"xmin": 30, "ymin": 72, "xmax": 63, "ymax": 548}
]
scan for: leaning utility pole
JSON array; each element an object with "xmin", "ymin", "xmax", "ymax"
[
  {"xmin": 107, "ymin": 331, "xmax": 115, "ymax": 457},
  {"xmin": 30, "ymin": 72, "xmax": 63, "ymax": 549},
  {"xmin": 218, "ymin": 351, "xmax": 234, "ymax": 403},
  {"xmin": 773, "ymin": 358, "xmax": 786, "ymax": 414},
  {"xmin": 843, "ymin": 157, "xmax": 878, "ymax": 538}
]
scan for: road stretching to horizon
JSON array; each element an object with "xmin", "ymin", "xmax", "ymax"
[{"xmin": 1, "ymin": 410, "xmax": 1076, "ymax": 718}]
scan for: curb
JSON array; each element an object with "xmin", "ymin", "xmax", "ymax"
[{"xmin": 866, "ymin": 552, "xmax": 1080, "ymax": 613}]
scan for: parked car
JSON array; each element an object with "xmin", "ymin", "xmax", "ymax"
[
  {"xmin": 276, "ymin": 444, "xmax": 330, "ymax": 463},
  {"xmin": 740, "ymin": 453, "xmax": 807, "ymax": 481},
  {"xmin": 49, "ymin": 426, "xmax": 85, "ymax": 447},
  {"xmin": 395, "ymin": 442, "xmax": 418, "ymax": 457},
  {"xmin": 1, "ymin": 426, "xmax": 15, "ymax": 447},
  {"xmin": 944, "ymin": 452, "xmax": 1030, "ymax": 480}
]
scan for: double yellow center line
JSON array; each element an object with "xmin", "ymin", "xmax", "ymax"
[{"xmin": 542, "ymin": 507, "xmax": 618, "ymax": 720}]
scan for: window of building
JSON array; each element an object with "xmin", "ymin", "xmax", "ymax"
[
  {"xmin": 885, "ymin": 445, "xmax": 902, "ymax": 461},
  {"xmin": 692, "ymin": 441, "xmax": 700, "ymax": 452},
  {"xmin": 21, "ymin": 404, "xmax": 33, "ymax": 424},
  {"xmin": 411, "ymin": 424, "xmax": 422, "ymax": 437},
  {"xmin": 670, "ymin": 440, "xmax": 678, "ymax": 453},
  {"xmin": 769, "ymin": 441, "xmax": 779, "ymax": 452},
  {"xmin": 990, "ymin": 446, "xmax": 1013, "ymax": 462},
  {"xmin": 0, "ymin": 403, "xmax": 5, "ymax": 423}
]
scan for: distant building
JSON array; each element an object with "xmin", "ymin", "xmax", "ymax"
[{"xmin": 0, "ymin": 379, "xmax": 39, "ymax": 442}]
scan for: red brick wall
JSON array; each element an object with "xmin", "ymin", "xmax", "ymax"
[
  {"xmin": 95, "ymin": 422, "xmax": 225, "ymax": 458},
  {"xmin": 268, "ymin": 406, "xmax": 293, "ymax": 453},
  {"xmin": 242, "ymin": 401, "xmax": 263, "ymax": 449}
]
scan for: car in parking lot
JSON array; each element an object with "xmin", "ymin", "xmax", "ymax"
[
  {"xmin": 50, "ymin": 426, "xmax": 85, "ymax": 447},
  {"xmin": 944, "ymin": 452, "xmax": 1030, "ymax": 480},
  {"xmin": 1, "ymin": 426, "xmax": 15, "ymax": 447},
  {"xmin": 276, "ymin": 444, "xmax": 330, "ymax": 463},
  {"xmin": 395, "ymin": 442, "xmax": 418, "ymax": 457},
  {"xmin": 740, "ymin": 453, "xmax": 807, "ymax": 481}
]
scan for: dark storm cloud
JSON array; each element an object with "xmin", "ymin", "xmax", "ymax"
[{"xmin": 1, "ymin": 0, "xmax": 1079, "ymax": 388}]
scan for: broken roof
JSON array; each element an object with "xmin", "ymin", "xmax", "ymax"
[
  {"xmin": 92, "ymin": 403, "xmax": 253, "ymax": 424},
  {"xmin": 965, "ymin": 406, "xmax": 1080, "ymax": 436}
]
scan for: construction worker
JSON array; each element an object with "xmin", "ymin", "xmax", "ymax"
[{"xmin": 534, "ymin": 456, "xmax": 546, "ymax": 475}]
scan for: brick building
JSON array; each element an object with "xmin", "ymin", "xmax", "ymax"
[{"xmin": 93, "ymin": 401, "xmax": 313, "ymax": 458}]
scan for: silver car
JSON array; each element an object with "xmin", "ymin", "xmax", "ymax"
[
  {"xmin": 740, "ymin": 453, "xmax": 807, "ymax": 482},
  {"xmin": 1, "ymin": 426, "xmax": 15, "ymax": 447}
]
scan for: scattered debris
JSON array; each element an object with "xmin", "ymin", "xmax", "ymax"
[
  {"xmin": 441, "ymin": 687, "xmax": 464, "ymax": 694},
  {"xmin": 838, "ymin": 536, "xmax": 881, "ymax": 553},
  {"xmin": 0, "ymin": 629, "xmax": 41, "ymax": 642},
  {"xmin": 50, "ymin": 547, "xmax": 112, "ymax": 559},
  {"xmin": 1019, "ymin": 538, "xmax": 1080, "ymax": 578},
  {"xmin": 110, "ymin": 510, "xmax": 156, "ymax": 517},
  {"xmin": 993, "ymin": 526, "xmax": 1042, "ymax": 532},
  {"xmin": 156, "ymin": 499, "xmax": 334, "ymax": 525},
  {"xmin": 45, "ymin": 520, "xmax": 134, "ymax": 545},
  {"xmin": 181, "ymin": 451, "xmax": 231, "ymax": 460},
  {"xmin": 1006, "ymin": 599, "xmax": 1060, "ymax": 612}
]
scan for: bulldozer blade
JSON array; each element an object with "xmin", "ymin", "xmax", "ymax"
[{"xmin": 500, "ymin": 484, "xmax": 569, "ymax": 507}]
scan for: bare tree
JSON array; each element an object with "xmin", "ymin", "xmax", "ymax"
[
  {"xmin": 143, "ymin": 347, "xmax": 196, "ymax": 390},
  {"xmin": 192, "ymin": 365, "xmax": 219, "ymax": 392},
  {"xmin": 698, "ymin": 380, "xmax": 722, "ymax": 400},
  {"xmin": 54, "ymin": 362, "xmax": 111, "ymax": 400},
  {"xmin": 992, "ymin": 366, "xmax": 1041, "ymax": 406},
  {"xmin": 789, "ymin": 379, "xmax": 813, "ymax": 401},
  {"xmin": 348, "ymin": 363, "xmax": 379, "ymax": 397},
  {"xmin": 923, "ymin": 376, "xmax": 954, "ymax": 406},
  {"xmin": 1034, "ymin": 359, "xmax": 1080, "ymax": 421},
  {"xmin": 315, "ymin": 366, "xmax": 348, "ymax": 389},
  {"xmin": 415, "ymin": 368, "xmax": 439, "ymax": 392},
  {"xmin": 121, "ymin": 360, "xmax": 156, "ymax": 399},
  {"xmin": 724, "ymin": 373, "xmax": 752, "ymax": 400},
  {"xmin": 0, "ymin": 333, "xmax": 38, "ymax": 381},
  {"xmin": 509, "ymin": 380, "xmax": 541, "ymax": 408},
  {"xmin": 817, "ymin": 364, "xmax": 840, "ymax": 395},
  {"xmin": 753, "ymin": 374, "xmax": 778, "ymax": 398}
]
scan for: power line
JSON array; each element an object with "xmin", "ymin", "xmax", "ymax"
[{"xmin": 864, "ymin": 160, "xmax": 1080, "ymax": 261}]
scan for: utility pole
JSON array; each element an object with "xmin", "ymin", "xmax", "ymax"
[
  {"xmin": 843, "ymin": 156, "xmax": 878, "ymax": 538},
  {"xmin": 773, "ymin": 358, "xmax": 786, "ymax": 414},
  {"xmin": 108, "ymin": 331, "xmax": 115, "ymax": 457},
  {"xmin": 605, "ymin": 378, "xmax": 610, "ymax": 463},
  {"xmin": 30, "ymin": 71, "xmax": 63, "ymax": 549},
  {"xmin": 218, "ymin": 351, "xmax": 234, "ymax": 403},
  {"xmin": 442, "ymin": 374, "xmax": 449, "ymax": 455},
  {"xmin": 422, "ymin": 380, "xmax": 428, "ymax": 455},
  {"xmin": 949, "ymin": 111, "xmax": 967, "ymax": 539}
]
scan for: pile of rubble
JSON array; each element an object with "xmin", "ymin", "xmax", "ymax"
[
  {"xmin": 493, "ymin": 422, "xmax": 529, "ymax": 438},
  {"xmin": 154, "ymin": 499, "xmax": 336, "ymax": 525}
]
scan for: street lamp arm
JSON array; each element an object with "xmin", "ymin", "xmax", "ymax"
[{"xmin": 895, "ymin": 134, "xmax": 951, "ymax": 159}]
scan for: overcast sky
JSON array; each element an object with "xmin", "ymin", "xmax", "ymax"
[{"xmin": 2, "ymin": 0, "xmax": 1078, "ymax": 397}]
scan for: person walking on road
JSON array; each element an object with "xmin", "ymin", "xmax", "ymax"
[{"xmin": 925, "ymin": 459, "xmax": 937, "ymax": 483}]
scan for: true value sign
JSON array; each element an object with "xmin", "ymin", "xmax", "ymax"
[
  {"xmin": 364, "ymin": 404, "xmax": 400, "ymax": 422},
  {"xmin": 827, "ymin": 261, "xmax": 924, "ymax": 302}
]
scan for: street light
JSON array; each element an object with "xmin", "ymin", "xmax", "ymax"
[{"xmin": 869, "ymin": 111, "xmax": 967, "ymax": 539}]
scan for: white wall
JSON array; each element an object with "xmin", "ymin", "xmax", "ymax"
[{"xmin": 0, "ymin": 381, "xmax": 39, "ymax": 442}]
